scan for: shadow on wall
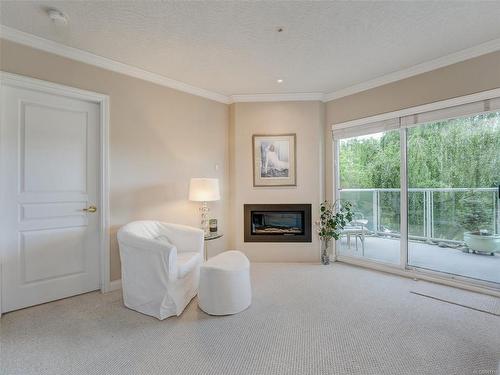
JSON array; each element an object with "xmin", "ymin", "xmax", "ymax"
[{"xmin": 109, "ymin": 225, "xmax": 122, "ymax": 281}]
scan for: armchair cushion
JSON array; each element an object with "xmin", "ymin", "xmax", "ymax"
[
  {"xmin": 177, "ymin": 252, "xmax": 202, "ymax": 279},
  {"xmin": 160, "ymin": 223, "xmax": 204, "ymax": 256}
]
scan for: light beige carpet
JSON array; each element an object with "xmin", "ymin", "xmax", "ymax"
[
  {"xmin": 1, "ymin": 263, "xmax": 499, "ymax": 375},
  {"xmin": 412, "ymin": 280, "xmax": 500, "ymax": 316}
]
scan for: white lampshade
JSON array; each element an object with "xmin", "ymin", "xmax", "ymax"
[{"xmin": 189, "ymin": 178, "xmax": 220, "ymax": 202}]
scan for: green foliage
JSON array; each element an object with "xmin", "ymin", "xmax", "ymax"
[
  {"xmin": 459, "ymin": 190, "xmax": 491, "ymax": 233},
  {"xmin": 407, "ymin": 113, "xmax": 500, "ymax": 189},
  {"xmin": 338, "ymin": 112, "xmax": 500, "ymax": 240},
  {"xmin": 340, "ymin": 112, "xmax": 500, "ymax": 190},
  {"xmin": 317, "ymin": 200, "xmax": 353, "ymax": 243},
  {"xmin": 339, "ymin": 130, "xmax": 401, "ymax": 189}
]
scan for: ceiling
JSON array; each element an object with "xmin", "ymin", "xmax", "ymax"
[{"xmin": 1, "ymin": 1, "xmax": 500, "ymax": 99}]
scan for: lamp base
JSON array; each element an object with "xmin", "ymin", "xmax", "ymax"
[{"xmin": 200, "ymin": 201, "xmax": 209, "ymax": 235}]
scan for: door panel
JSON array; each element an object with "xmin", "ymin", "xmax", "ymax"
[
  {"xmin": 1, "ymin": 85, "xmax": 100, "ymax": 312},
  {"xmin": 21, "ymin": 227, "xmax": 86, "ymax": 283},
  {"xmin": 406, "ymin": 112, "xmax": 500, "ymax": 284},
  {"xmin": 22, "ymin": 102, "xmax": 88, "ymax": 193},
  {"xmin": 20, "ymin": 202, "xmax": 87, "ymax": 220},
  {"xmin": 336, "ymin": 130, "xmax": 401, "ymax": 265}
]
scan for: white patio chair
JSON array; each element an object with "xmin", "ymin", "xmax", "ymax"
[{"xmin": 342, "ymin": 213, "xmax": 368, "ymax": 255}]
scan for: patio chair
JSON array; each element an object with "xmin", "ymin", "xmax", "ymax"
[{"xmin": 342, "ymin": 213, "xmax": 368, "ymax": 255}]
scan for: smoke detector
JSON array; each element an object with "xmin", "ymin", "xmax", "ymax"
[{"xmin": 47, "ymin": 8, "xmax": 68, "ymax": 26}]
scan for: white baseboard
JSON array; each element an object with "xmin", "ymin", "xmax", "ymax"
[{"xmin": 108, "ymin": 279, "xmax": 122, "ymax": 292}]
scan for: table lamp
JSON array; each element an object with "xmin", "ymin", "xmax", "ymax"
[{"xmin": 189, "ymin": 178, "xmax": 220, "ymax": 234}]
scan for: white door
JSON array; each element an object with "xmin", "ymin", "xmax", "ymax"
[{"xmin": 1, "ymin": 84, "xmax": 101, "ymax": 313}]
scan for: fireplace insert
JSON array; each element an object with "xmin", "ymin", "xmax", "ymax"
[{"xmin": 244, "ymin": 204, "xmax": 312, "ymax": 242}]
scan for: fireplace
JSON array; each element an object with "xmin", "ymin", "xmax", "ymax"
[{"xmin": 244, "ymin": 204, "xmax": 312, "ymax": 242}]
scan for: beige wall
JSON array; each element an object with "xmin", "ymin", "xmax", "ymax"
[
  {"xmin": 325, "ymin": 50, "xmax": 500, "ymax": 201},
  {"xmin": 229, "ymin": 101, "xmax": 325, "ymax": 262},
  {"xmin": 0, "ymin": 39, "xmax": 229, "ymax": 281},
  {"xmin": 2, "ymin": 37, "xmax": 499, "ymax": 273}
]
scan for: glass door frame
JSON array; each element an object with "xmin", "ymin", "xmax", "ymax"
[
  {"xmin": 332, "ymin": 121, "xmax": 500, "ymax": 292},
  {"xmin": 332, "ymin": 123, "xmax": 407, "ymax": 271}
]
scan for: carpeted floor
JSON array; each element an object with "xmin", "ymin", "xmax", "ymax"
[{"xmin": 1, "ymin": 263, "xmax": 499, "ymax": 375}]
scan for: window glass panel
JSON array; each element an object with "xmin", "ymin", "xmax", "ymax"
[
  {"xmin": 407, "ymin": 112, "xmax": 500, "ymax": 283},
  {"xmin": 338, "ymin": 130, "xmax": 401, "ymax": 265}
]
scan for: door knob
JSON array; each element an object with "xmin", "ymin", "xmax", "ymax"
[{"xmin": 83, "ymin": 205, "xmax": 97, "ymax": 213}]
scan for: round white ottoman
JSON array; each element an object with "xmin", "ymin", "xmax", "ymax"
[{"xmin": 198, "ymin": 250, "xmax": 251, "ymax": 315}]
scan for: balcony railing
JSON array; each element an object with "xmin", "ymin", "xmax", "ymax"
[{"xmin": 339, "ymin": 187, "xmax": 499, "ymax": 244}]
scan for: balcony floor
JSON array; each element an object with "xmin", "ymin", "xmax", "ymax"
[{"xmin": 339, "ymin": 236, "xmax": 500, "ymax": 284}]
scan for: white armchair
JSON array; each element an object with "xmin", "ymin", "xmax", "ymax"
[{"xmin": 117, "ymin": 220, "xmax": 204, "ymax": 320}]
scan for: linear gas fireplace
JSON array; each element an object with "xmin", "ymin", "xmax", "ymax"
[{"xmin": 244, "ymin": 204, "xmax": 312, "ymax": 242}]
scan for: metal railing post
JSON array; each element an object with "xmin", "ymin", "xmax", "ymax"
[
  {"xmin": 495, "ymin": 190, "xmax": 499, "ymax": 235},
  {"xmin": 425, "ymin": 189, "xmax": 432, "ymax": 241},
  {"xmin": 372, "ymin": 190, "xmax": 378, "ymax": 232}
]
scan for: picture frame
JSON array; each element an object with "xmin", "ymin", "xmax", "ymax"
[{"xmin": 252, "ymin": 133, "xmax": 296, "ymax": 187}]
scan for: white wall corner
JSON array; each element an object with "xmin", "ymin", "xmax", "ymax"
[{"xmin": 107, "ymin": 279, "xmax": 122, "ymax": 292}]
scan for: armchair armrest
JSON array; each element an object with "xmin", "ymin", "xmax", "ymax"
[{"xmin": 160, "ymin": 223, "xmax": 204, "ymax": 256}]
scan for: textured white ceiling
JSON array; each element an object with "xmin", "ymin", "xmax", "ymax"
[{"xmin": 1, "ymin": 1, "xmax": 500, "ymax": 97}]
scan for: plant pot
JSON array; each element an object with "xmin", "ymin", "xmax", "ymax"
[
  {"xmin": 321, "ymin": 240, "xmax": 330, "ymax": 265},
  {"xmin": 463, "ymin": 232, "xmax": 500, "ymax": 255}
]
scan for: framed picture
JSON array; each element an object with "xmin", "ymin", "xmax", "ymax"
[{"xmin": 252, "ymin": 133, "xmax": 296, "ymax": 187}]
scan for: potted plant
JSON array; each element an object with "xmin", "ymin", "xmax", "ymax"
[
  {"xmin": 316, "ymin": 200, "xmax": 353, "ymax": 265},
  {"xmin": 459, "ymin": 190, "xmax": 500, "ymax": 255}
]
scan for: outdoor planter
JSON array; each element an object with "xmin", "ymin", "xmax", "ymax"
[{"xmin": 463, "ymin": 232, "xmax": 500, "ymax": 255}]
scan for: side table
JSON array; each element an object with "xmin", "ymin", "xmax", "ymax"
[{"xmin": 204, "ymin": 232, "xmax": 223, "ymax": 261}]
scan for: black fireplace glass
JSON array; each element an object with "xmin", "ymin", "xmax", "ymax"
[
  {"xmin": 251, "ymin": 211, "xmax": 304, "ymax": 235},
  {"xmin": 244, "ymin": 204, "xmax": 311, "ymax": 242}
]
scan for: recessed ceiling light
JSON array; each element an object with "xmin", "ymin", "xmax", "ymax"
[
  {"xmin": 277, "ymin": 79, "xmax": 283, "ymax": 83},
  {"xmin": 47, "ymin": 8, "xmax": 68, "ymax": 26}
]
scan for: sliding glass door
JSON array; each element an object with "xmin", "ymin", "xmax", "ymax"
[
  {"xmin": 334, "ymin": 99, "xmax": 500, "ymax": 288},
  {"xmin": 337, "ymin": 129, "xmax": 401, "ymax": 265},
  {"xmin": 406, "ymin": 111, "xmax": 500, "ymax": 284}
]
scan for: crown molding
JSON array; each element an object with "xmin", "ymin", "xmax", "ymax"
[
  {"xmin": 2, "ymin": 25, "xmax": 500, "ymax": 106},
  {"xmin": 324, "ymin": 37, "xmax": 500, "ymax": 102},
  {"xmin": 0, "ymin": 25, "xmax": 231, "ymax": 104},
  {"xmin": 230, "ymin": 92, "xmax": 324, "ymax": 103}
]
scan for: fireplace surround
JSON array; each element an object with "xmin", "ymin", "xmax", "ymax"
[{"xmin": 244, "ymin": 204, "xmax": 312, "ymax": 242}]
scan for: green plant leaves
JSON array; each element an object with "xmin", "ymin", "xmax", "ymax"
[{"xmin": 317, "ymin": 200, "xmax": 353, "ymax": 242}]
